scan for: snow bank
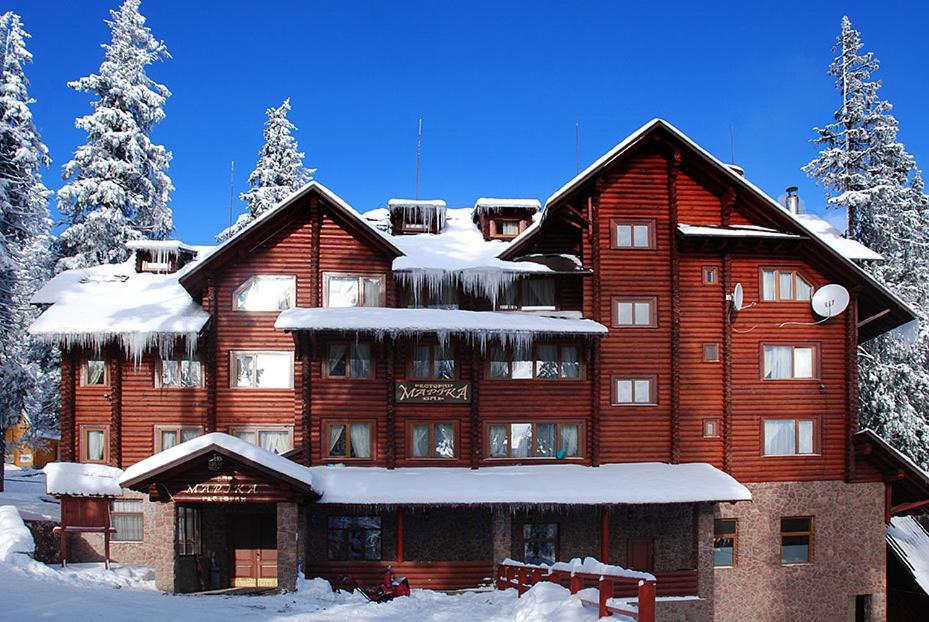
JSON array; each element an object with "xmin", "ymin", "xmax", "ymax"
[
  {"xmin": 119, "ymin": 432, "xmax": 313, "ymax": 489},
  {"xmin": 509, "ymin": 581, "xmax": 605, "ymax": 622},
  {"xmin": 887, "ymin": 515, "xmax": 929, "ymax": 595},
  {"xmin": 309, "ymin": 462, "xmax": 751, "ymax": 505},
  {"xmin": 44, "ymin": 463, "xmax": 124, "ymax": 497},
  {"xmin": 0, "ymin": 506, "xmax": 35, "ymax": 561},
  {"xmin": 503, "ymin": 556, "xmax": 655, "ymax": 582}
]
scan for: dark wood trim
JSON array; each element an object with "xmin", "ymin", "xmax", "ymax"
[
  {"xmin": 405, "ymin": 419, "xmax": 461, "ymax": 460},
  {"xmin": 320, "ymin": 419, "xmax": 376, "ymax": 463},
  {"xmin": 300, "ymin": 333, "xmax": 313, "ymax": 466},
  {"xmin": 609, "ymin": 375, "xmax": 658, "ymax": 406},
  {"xmin": 668, "ymin": 149, "xmax": 682, "ymax": 464},
  {"xmin": 701, "ymin": 265, "xmax": 719, "ymax": 285},
  {"xmin": 722, "ymin": 253, "xmax": 733, "ymax": 473},
  {"xmin": 395, "ymin": 507, "xmax": 405, "ymax": 563},
  {"xmin": 609, "ymin": 217, "xmax": 657, "ymax": 250},
  {"xmin": 108, "ymin": 349, "xmax": 122, "ymax": 468},
  {"xmin": 310, "ymin": 194, "xmax": 321, "ymax": 308},
  {"xmin": 322, "ymin": 340, "xmax": 375, "ymax": 380},
  {"xmin": 779, "ymin": 516, "xmax": 814, "ymax": 565},
  {"xmin": 591, "ymin": 189, "xmax": 602, "ymax": 467},
  {"xmin": 470, "ymin": 345, "xmax": 481, "ymax": 469},
  {"xmin": 610, "ymin": 296, "xmax": 659, "ymax": 328},
  {"xmin": 759, "ymin": 342, "xmax": 822, "ymax": 381},
  {"xmin": 386, "ymin": 339, "xmax": 396, "ymax": 469},
  {"xmin": 204, "ymin": 276, "xmax": 218, "ymax": 433},
  {"xmin": 845, "ymin": 292, "xmax": 860, "ymax": 482},
  {"xmin": 61, "ymin": 351, "xmax": 77, "ymax": 462},
  {"xmin": 78, "ymin": 423, "xmax": 111, "ymax": 464}
]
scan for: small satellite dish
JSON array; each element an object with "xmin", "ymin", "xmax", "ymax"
[
  {"xmin": 811, "ymin": 284, "xmax": 850, "ymax": 318},
  {"xmin": 731, "ymin": 283, "xmax": 744, "ymax": 312}
]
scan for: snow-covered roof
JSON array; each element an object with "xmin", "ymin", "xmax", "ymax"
[
  {"xmin": 887, "ymin": 515, "xmax": 929, "ymax": 596},
  {"xmin": 793, "ymin": 212, "xmax": 883, "ymax": 261},
  {"xmin": 124, "ymin": 239, "xmax": 199, "ymax": 255},
  {"xmin": 28, "ymin": 256, "xmax": 210, "ymax": 361},
  {"xmin": 119, "ymin": 432, "xmax": 314, "ymax": 491},
  {"xmin": 308, "ymin": 462, "xmax": 751, "ymax": 505},
  {"xmin": 388, "ymin": 198, "xmax": 447, "ymax": 209},
  {"xmin": 275, "ymin": 307, "xmax": 607, "ymax": 348},
  {"xmin": 677, "ymin": 223, "xmax": 803, "ymax": 240},
  {"xmin": 43, "ymin": 462, "xmax": 123, "ymax": 497},
  {"xmin": 473, "ymin": 198, "xmax": 541, "ymax": 212}
]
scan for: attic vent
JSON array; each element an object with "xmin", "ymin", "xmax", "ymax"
[{"xmin": 388, "ymin": 199, "xmax": 447, "ymax": 235}]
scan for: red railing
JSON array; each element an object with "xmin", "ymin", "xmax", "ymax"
[{"xmin": 494, "ymin": 560, "xmax": 656, "ymax": 621}]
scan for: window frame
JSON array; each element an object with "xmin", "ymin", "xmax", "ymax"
[
  {"xmin": 484, "ymin": 420, "xmax": 585, "ymax": 460},
  {"xmin": 228, "ymin": 425, "xmax": 294, "ymax": 453},
  {"xmin": 761, "ymin": 417, "xmax": 820, "ymax": 457},
  {"xmin": 322, "ymin": 272, "xmax": 386, "ymax": 308},
  {"xmin": 177, "ymin": 506, "xmax": 202, "ymax": 557},
  {"xmin": 611, "ymin": 296, "xmax": 658, "ymax": 328},
  {"xmin": 79, "ymin": 424, "xmax": 110, "ymax": 464},
  {"xmin": 231, "ymin": 274, "xmax": 296, "ymax": 312},
  {"xmin": 407, "ymin": 420, "xmax": 459, "ymax": 460},
  {"xmin": 324, "ymin": 341, "xmax": 374, "ymax": 380},
  {"xmin": 486, "ymin": 343, "xmax": 584, "ymax": 381},
  {"xmin": 702, "ymin": 266, "xmax": 719, "ymax": 285},
  {"xmin": 110, "ymin": 499, "xmax": 144, "ymax": 542},
  {"xmin": 155, "ymin": 355, "xmax": 203, "ymax": 389},
  {"xmin": 759, "ymin": 267, "xmax": 815, "ymax": 302},
  {"xmin": 610, "ymin": 375, "xmax": 658, "ymax": 406},
  {"xmin": 490, "ymin": 218, "xmax": 522, "ymax": 240},
  {"xmin": 703, "ymin": 343, "xmax": 720, "ymax": 362},
  {"xmin": 761, "ymin": 343, "xmax": 820, "ymax": 381},
  {"xmin": 153, "ymin": 425, "xmax": 204, "ymax": 452},
  {"xmin": 523, "ymin": 522, "xmax": 559, "ymax": 565},
  {"xmin": 610, "ymin": 218, "xmax": 656, "ymax": 250},
  {"xmin": 713, "ymin": 518, "xmax": 737, "ymax": 567},
  {"xmin": 322, "ymin": 420, "xmax": 376, "ymax": 462},
  {"xmin": 229, "ymin": 350, "xmax": 295, "ymax": 389},
  {"xmin": 327, "ymin": 515, "xmax": 383, "ymax": 561},
  {"xmin": 779, "ymin": 516, "xmax": 814, "ymax": 565},
  {"xmin": 498, "ymin": 278, "xmax": 558, "ymax": 312},
  {"xmin": 80, "ymin": 358, "xmax": 109, "ymax": 387},
  {"xmin": 703, "ymin": 418, "xmax": 722, "ymax": 439},
  {"xmin": 408, "ymin": 341, "xmax": 458, "ymax": 381}
]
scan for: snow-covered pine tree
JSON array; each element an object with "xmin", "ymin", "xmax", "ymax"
[
  {"xmin": 805, "ymin": 16, "xmax": 929, "ymax": 467},
  {"xmin": 56, "ymin": 0, "xmax": 173, "ymax": 271},
  {"xmin": 0, "ymin": 12, "xmax": 57, "ymax": 489},
  {"xmin": 218, "ymin": 98, "xmax": 314, "ymax": 241}
]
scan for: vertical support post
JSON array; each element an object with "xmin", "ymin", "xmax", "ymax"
[
  {"xmin": 721, "ymin": 253, "xmax": 733, "ymax": 473},
  {"xmin": 600, "ymin": 506, "xmax": 610, "ymax": 563},
  {"xmin": 204, "ymin": 276, "xmax": 217, "ymax": 434},
  {"xmin": 61, "ymin": 351, "xmax": 77, "ymax": 462},
  {"xmin": 395, "ymin": 506, "xmax": 405, "ymax": 563},
  {"xmin": 885, "ymin": 482, "xmax": 893, "ymax": 524},
  {"xmin": 108, "ymin": 349, "xmax": 122, "ymax": 468},
  {"xmin": 310, "ymin": 195, "xmax": 322, "ymax": 308},
  {"xmin": 386, "ymin": 338, "xmax": 397, "ymax": 469},
  {"xmin": 104, "ymin": 528, "xmax": 111, "ymax": 570},
  {"xmin": 570, "ymin": 573, "xmax": 583, "ymax": 594},
  {"xmin": 668, "ymin": 149, "xmax": 682, "ymax": 464},
  {"xmin": 300, "ymin": 334, "xmax": 313, "ymax": 466},
  {"xmin": 517, "ymin": 566, "xmax": 527, "ymax": 596},
  {"xmin": 470, "ymin": 342, "xmax": 481, "ymax": 469},
  {"xmin": 58, "ymin": 528, "xmax": 67, "ymax": 567},
  {"xmin": 598, "ymin": 577, "xmax": 612, "ymax": 618},
  {"xmin": 638, "ymin": 579, "xmax": 657, "ymax": 622},
  {"xmin": 590, "ymin": 187, "xmax": 603, "ymax": 467},
  {"xmin": 845, "ymin": 290, "xmax": 860, "ymax": 482}
]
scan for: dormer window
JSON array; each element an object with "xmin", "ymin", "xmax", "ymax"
[
  {"xmin": 491, "ymin": 219, "xmax": 521, "ymax": 239},
  {"xmin": 473, "ymin": 198, "xmax": 540, "ymax": 241},
  {"xmin": 388, "ymin": 199, "xmax": 447, "ymax": 235},
  {"xmin": 128, "ymin": 240, "xmax": 197, "ymax": 274}
]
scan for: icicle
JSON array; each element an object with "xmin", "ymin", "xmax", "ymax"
[
  {"xmin": 33, "ymin": 330, "xmax": 200, "ymax": 365},
  {"xmin": 394, "ymin": 268, "xmax": 522, "ymax": 309}
]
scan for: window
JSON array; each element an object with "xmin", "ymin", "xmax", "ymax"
[
  {"xmin": 230, "ymin": 426, "xmax": 293, "ymax": 454},
  {"xmin": 231, "ymin": 351, "xmax": 293, "ymax": 388},
  {"xmin": 611, "ymin": 376, "xmax": 656, "ymax": 405},
  {"xmin": 499, "ymin": 279, "xmax": 556, "ymax": 311},
  {"xmin": 492, "ymin": 219, "xmax": 521, "ymax": 239},
  {"xmin": 325, "ymin": 422, "xmax": 373, "ymax": 459},
  {"xmin": 157, "ymin": 356, "xmax": 202, "ymax": 388},
  {"xmin": 703, "ymin": 418, "xmax": 722, "ymax": 439},
  {"xmin": 81, "ymin": 359, "xmax": 108, "ymax": 386},
  {"xmin": 763, "ymin": 344, "xmax": 816, "ymax": 380},
  {"xmin": 703, "ymin": 266, "xmax": 719, "ymax": 285},
  {"xmin": 410, "ymin": 343, "xmax": 455, "ymax": 380},
  {"xmin": 326, "ymin": 342, "xmax": 372, "ymax": 379},
  {"xmin": 487, "ymin": 422, "xmax": 581, "ymax": 459},
  {"xmin": 611, "ymin": 219, "xmax": 655, "ymax": 249},
  {"xmin": 233, "ymin": 275, "xmax": 295, "ymax": 311},
  {"xmin": 703, "ymin": 343, "xmax": 720, "ymax": 362},
  {"xmin": 81, "ymin": 425, "xmax": 109, "ymax": 463},
  {"xmin": 177, "ymin": 506, "xmax": 202, "ymax": 556},
  {"xmin": 524, "ymin": 523, "xmax": 558, "ymax": 565},
  {"xmin": 761, "ymin": 269, "xmax": 814, "ymax": 302},
  {"xmin": 780, "ymin": 517, "xmax": 813, "ymax": 564},
  {"xmin": 406, "ymin": 284, "xmax": 459, "ymax": 309},
  {"xmin": 324, "ymin": 273, "xmax": 384, "ymax": 307},
  {"xmin": 154, "ymin": 426, "xmax": 202, "ymax": 452},
  {"xmin": 488, "ymin": 344, "xmax": 581, "ymax": 380},
  {"xmin": 328, "ymin": 516, "xmax": 381, "ymax": 560},
  {"xmin": 111, "ymin": 500, "xmax": 144, "ymax": 542},
  {"xmin": 410, "ymin": 422, "xmax": 456, "ymax": 459},
  {"xmin": 612, "ymin": 297, "xmax": 657, "ymax": 327},
  {"xmin": 763, "ymin": 419, "xmax": 817, "ymax": 456},
  {"xmin": 714, "ymin": 519, "xmax": 737, "ymax": 567}
]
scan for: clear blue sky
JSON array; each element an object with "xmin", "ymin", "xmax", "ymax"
[{"xmin": 8, "ymin": 0, "xmax": 929, "ymax": 244}]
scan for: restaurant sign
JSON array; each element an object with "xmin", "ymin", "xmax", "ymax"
[{"xmin": 396, "ymin": 381, "xmax": 471, "ymax": 404}]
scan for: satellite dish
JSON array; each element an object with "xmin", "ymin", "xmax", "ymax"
[
  {"xmin": 731, "ymin": 283, "xmax": 744, "ymax": 312},
  {"xmin": 811, "ymin": 284, "xmax": 850, "ymax": 318}
]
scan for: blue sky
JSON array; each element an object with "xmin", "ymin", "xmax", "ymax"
[{"xmin": 8, "ymin": 1, "xmax": 929, "ymax": 244}]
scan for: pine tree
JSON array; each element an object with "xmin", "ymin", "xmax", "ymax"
[
  {"xmin": 218, "ymin": 98, "xmax": 313, "ymax": 241},
  {"xmin": 0, "ymin": 12, "xmax": 57, "ymax": 488},
  {"xmin": 805, "ymin": 16, "xmax": 929, "ymax": 467},
  {"xmin": 56, "ymin": 0, "xmax": 173, "ymax": 272}
]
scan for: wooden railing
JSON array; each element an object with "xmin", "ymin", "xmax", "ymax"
[{"xmin": 495, "ymin": 560, "xmax": 657, "ymax": 621}]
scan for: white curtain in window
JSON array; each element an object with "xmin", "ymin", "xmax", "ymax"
[
  {"xmin": 161, "ymin": 360, "xmax": 179, "ymax": 386},
  {"xmin": 632, "ymin": 224, "xmax": 650, "ymax": 247},
  {"xmin": 434, "ymin": 423, "xmax": 455, "ymax": 458},
  {"xmin": 764, "ymin": 346, "xmax": 792, "ymax": 379},
  {"xmin": 235, "ymin": 431, "xmax": 256, "ymax": 444},
  {"xmin": 634, "ymin": 302, "xmax": 651, "ymax": 325},
  {"xmin": 764, "ymin": 419, "xmax": 796, "ymax": 455},
  {"xmin": 87, "ymin": 430, "xmax": 105, "ymax": 461},
  {"xmin": 560, "ymin": 346, "xmax": 579, "ymax": 378},
  {"xmin": 535, "ymin": 345, "xmax": 558, "ymax": 379},
  {"xmin": 236, "ymin": 276, "xmax": 294, "ymax": 311},
  {"xmin": 633, "ymin": 379, "xmax": 651, "ymax": 403},
  {"xmin": 412, "ymin": 345, "xmax": 431, "ymax": 378},
  {"xmin": 798, "ymin": 420, "xmax": 814, "ymax": 454},
  {"xmin": 615, "ymin": 379, "xmax": 633, "ymax": 403},
  {"xmin": 779, "ymin": 272, "xmax": 793, "ymax": 299},
  {"xmin": 412, "ymin": 425, "xmax": 430, "ymax": 457},
  {"xmin": 511, "ymin": 423, "xmax": 532, "ymax": 458},
  {"xmin": 561, "ymin": 425, "xmax": 579, "ymax": 457},
  {"xmin": 181, "ymin": 360, "xmax": 202, "ymax": 387},
  {"xmin": 350, "ymin": 423, "xmax": 371, "ymax": 458},
  {"xmin": 512, "ymin": 359, "xmax": 533, "ymax": 379},
  {"xmin": 161, "ymin": 430, "xmax": 178, "ymax": 450},
  {"xmin": 351, "ymin": 344, "xmax": 371, "ymax": 378},
  {"xmin": 181, "ymin": 428, "xmax": 200, "ymax": 443},
  {"xmin": 259, "ymin": 431, "xmax": 291, "ymax": 454},
  {"xmin": 327, "ymin": 277, "xmax": 359, "ymax": 307},
  {"xmin": 793, "ymin": 347, "xmax": 814, "ymax": 378},
  {"xmin": 362, "ymin": 278, "xmax": 381, "ymax": 307},
  {"xmin": 235, "ymin": 354, "xmax": 254, "ymax": 387},
  {"xmin": 434, "ymin": 345, "xmax": 454, "ymax": 379},
  {"xmin": 489, "ymin": 346, "xmax": 509, "ymax": 378},
  {"xmin": 328, "ymin": 344, "xmax": 347, "ymax": 377},
  {"xmin": 522, "ymin": 279, "xmax": 555, "ymax": 308},
  {"xmin": 328, "ymin": 425, "xmax": 346, "ymax": 456},
  {"xmin": 255, "ymin": 353, "xmax": 291, "ymax": 388},
  {"xmin": 762, "ymin": 271, "xmax": 776, "ymax": 301},
  {"xmin": 796, "ymin": 276, "xmax": 812, "ymax": 300},
  {"xmin": 490, "ymin": 425, "xmax": 508, "ymax": 457},
  {"xmin": 87, "ymin": 360, "xmax": 106, "ymax": 384},
  {"xmin": 615, "ymin": 224, "xmax": 632, "ymax": 247},
  {"xmin": 535, "ymin": 423, "xmax": 556, "ymax": 457},
  {"xmin": 617, "ymin": 301, "xmax": 633, "ymax": 325}
]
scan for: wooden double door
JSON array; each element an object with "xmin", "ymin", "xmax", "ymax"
[{"xmin": 232, "ymin": 514, "xmax": 278, "ymax": 588}]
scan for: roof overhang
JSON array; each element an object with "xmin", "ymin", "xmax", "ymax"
[{"xmin": 855, "ymin": 429, "xmax": 929, "ymax": 516}]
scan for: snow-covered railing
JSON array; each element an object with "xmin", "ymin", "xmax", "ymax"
[{"xmin": 495, "ymin": 557, "xmax": 656, "ymax": 621}]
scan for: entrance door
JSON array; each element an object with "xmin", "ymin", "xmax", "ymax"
[{"xmin": 232, "ymin": 514, "xmax": 278, "ymax": 588}]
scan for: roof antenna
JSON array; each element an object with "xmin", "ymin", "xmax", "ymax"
[
  {"xmin": 575, "ymin": 121, "xmax": 580, "ymax": 174},
  {"xmin": 228, "ymin": 160, "xmax": 235, "ymax": 227},
  {"xmin": 415, "ymin": 117, "xmax": 423, "ymax": 200},
  {"xmin": 729, "ymin": 126, "xmax": 736, "ymax": 164}
]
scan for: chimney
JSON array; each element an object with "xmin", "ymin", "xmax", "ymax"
[{"xmin": 785, "ymin": 186, "xmax": 800, "ymax": 215}]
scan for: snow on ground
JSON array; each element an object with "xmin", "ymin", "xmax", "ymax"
[{"xmin": 0, "ymin": 465, "xmax": 59, "ymax": 521}]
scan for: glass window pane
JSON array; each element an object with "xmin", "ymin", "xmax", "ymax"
[
  {"xmin": 796, "ymin": 275, "xmax": 812, "ymax": 300},
  {"xmin": 434, "ymin": 345, "xmax": 455, "ymax": 380},
  {"xmin": 259, "ymin": 430, "xmax": 291, "ymax": 454},
  {"xmin": 489, "ymin": 425, "xmax": 508, "ymax": 457},
  {"xmin": 511, "ymin": 423, "xmax": 532, "ymax": 458},
  {"xmin": 412, "ymin": 425, "xmax": 430, "ymax": 457},
  {"xmin": 522, "ymin": 279, "xmax": 555, "ymax": 309},
  {"xmin": 180, "ymin": 428, "xmax": 200, "ymax": 443},
  {"xmin": 161, "ymin": 360, "xmax": 179, "ymax": 387},
  {"xmin": 764, "ymin": 419, "xmax": 796, "ymax": 455},
  {"xmin": 489, "ymin": 346, "xmax": 509, "ymax": 378},
  {"xmin": 560, "ymin": 425, "xmax": 579, "ymax": 457},
  {"xmin": 86, "ymin": 360, "xmax": 106, "ymax": 385},
  {"xmin": 615, "ymin": 379, "xmax": 633, "ymax": 403},
  {"xmin": 499, "ymin": 283, "xmax": 518, "ymax": 310},
  {"xmin": 616, "ymin": 224, "xmax": 632, "ymax": 247},
  {"xmin": 234, "ymin": 431, "xmax": 256, "ymax": 445},
  {"xmin": 328, "ymin": 425, "xmax": 346, "ymax": 457},
  {"xmin": 234, "ymin": 354, "xmax": 255, "ymax": 387},
  {"xmin": 500, "ymin": 221, "xmax": 519, "ymax": 236},
  {"xmin": 235, "ymin": 276, "xmax": 294, "ymax": 311},
  {"xmin": 781, "ymin": 536, "xmax": 810, "ymax": 563},
  {"xmin": 327, "ymin": 277, "xmax": 359, "ymax": 307},
  {"xmin": 350, "ymin": 423, "xmax": 372, "ymax": 458},
  {"xmin": 86, "ymin": 430, "xmax": 105, "ymax": 461},
  {"xmin": 634, "ymin": 302, "xmax": 652, "ymax": 325},
  {"xmin": 560, "ymin": 347, "xmax": 579, "ymax": 379},
  {"xmin": 714, "ymin": 519, "xmax": 737, "ymax": 535},
  {"xmin": 351, "ymin": 343, "xmax": 371, "ymax": 378},
  {"xmin": 535, "ymin": 345, "xmax": 558, "ymax": 379},
  {"xmin": 617, "ymin": 301, "xmax": 633, "ymax": 325},
  {"xmin": 714, "ymin": 538, "xmax": 734, "ymax": 566},
  {"xmin": 798, "ymin": 420, "xmax": 814, "ymax": 454},
  {"xmin": 763, "ymin": 346, "xmax": 792, "ymax": 379},
  {"xmin": 535, "ymin": 423, "xmax": 556, "ymax": 457},
  {"xmin": 255, "ymin": 353, "xmax": 291, "ymax": 388},
  {"xmin": 180, "ymin": 360, "xmax": 201, "ymax": 387},
  {"xmin": 362, "ymin": 278, "xmax": 382, "ymax": 307},
  {"xmin": 328, "ymin": 344, "xmax": 347, "ymax": 377},
  {"xmin": 161, "ymin": 430, "xmax": 178, "ymax": 450},
  {"xmin": 412, "ymin": 345, "xmax": 430, "ymax": 378},
  {"xmin": 512, "ymin": 358, "xmax": 533, "ymax": 379},
  {"xmin": 762, "ymin": 270, "xmax": 776, "ymax": 301},
  {"xmin": 778, "ymin": 271, "xmax": 793, "ymax": 300},
  {"xmin": 793, "ymin": 347, "xmax": 814, "ymax": 378},
  {"xmin": 634, "ymin": 379, "xmax": 651, "ymax": 403},
  {"xmin": 434, "ymin": 423, "xmax": 455, "ymax": 458},
  {"xmin": 632, "ymin": 224, "xmax": 650, "ymax": 247}
]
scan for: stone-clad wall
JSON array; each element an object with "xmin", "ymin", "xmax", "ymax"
[{"xmin": 714, "ymin": 481, "xmax": 886, "ymax": 622}]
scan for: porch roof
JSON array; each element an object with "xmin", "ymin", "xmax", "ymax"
[{"xmin": 307, "ymin": 462, "xmax": 751, "ymax": 506}]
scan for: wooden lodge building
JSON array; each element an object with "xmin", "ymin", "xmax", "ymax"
[{"xmin": 30, "ymin": 119, "xmax": 929, "ymax": 621}]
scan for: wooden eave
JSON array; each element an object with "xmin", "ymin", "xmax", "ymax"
[{"xmin": 854, "ymin": 430, "xmax": 929, "ymax": 515}]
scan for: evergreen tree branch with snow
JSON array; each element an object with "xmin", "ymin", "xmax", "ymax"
[
  {"xmin": 805, "ymin": 16, "xmax": 929, "ymax": 467},
  {"xmin": 218, "ymin": 98, "xmax": 314, "ymax": 241},
  {"xmin": 0, "ymin": 12, "xmax": 58, "ymax": 489},
  {"xmin": 56, "ymin": 0, "xmax": 173, "ymax": 272}
]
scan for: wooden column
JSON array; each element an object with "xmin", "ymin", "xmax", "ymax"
[
  {"xmin": 395, "ymin": 506, "xmax": 405, "ymax": 563},
  {"xmin": 108, "ymin": 348, "xmax": 122, "ymax": 468},
  {"xmin": 300, "ymin": 333, "xmax": 313, "ymax": 466},
  {"xmin": 386, "ymin": 338, "xmax": 397, "ymax": 469},
  {"xmin": 668, "ymin": 149, "xmax": 682, "ymax": 464},
  {"xmin": 590, "ymin": 187, "xmax": 603, "ymax": 467},
  {"xmin": 61, "ymin": 350, "xmax": 77, "ymax": 462},
  {"xmin": 599, "ymin": 506, "xmax": 611, "ymax": 562},
  {"xmin": 470, "ymin": 343, "xmax": 481, "ymax": 469},
  {"xmin": 845, "ymin": 291, "xmax": 860, "ymax": 482},
  {"xmin": 722, "ymin": 253, "xmax": 733, "ymax": 473},
  {"xmin": 204, "ymin": 276, "xmax": 218, "ymax": 434},
  {"xmin": 310, "ymin": 195, "xmax": 322, "ymax": 308}
]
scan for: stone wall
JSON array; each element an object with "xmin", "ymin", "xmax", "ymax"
[
  {"xmin": 714, "ymin": 480, "xmax": 886, "ymax": 622},
  {"xmin": 62, "ymin": 490, "xmax": 163, "ymax": 567}
]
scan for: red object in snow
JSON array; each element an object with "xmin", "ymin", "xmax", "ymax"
[{"xmin": 343, "ymin": 566, "xmax": 411, "ymax": 603}]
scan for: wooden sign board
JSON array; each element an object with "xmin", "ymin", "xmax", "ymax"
[{"xmin": 396, "ymin": 382, "xmax": 471, "ymax": 404}]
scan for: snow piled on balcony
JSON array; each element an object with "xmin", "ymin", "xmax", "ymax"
[{"xmin": 43, "ymin": 463, "xmax": 124, "ymax": 497}]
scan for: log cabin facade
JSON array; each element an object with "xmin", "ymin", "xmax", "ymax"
[{"xmin": 31, "ymin": 119, "xmax": 927, "ymax": 621}]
